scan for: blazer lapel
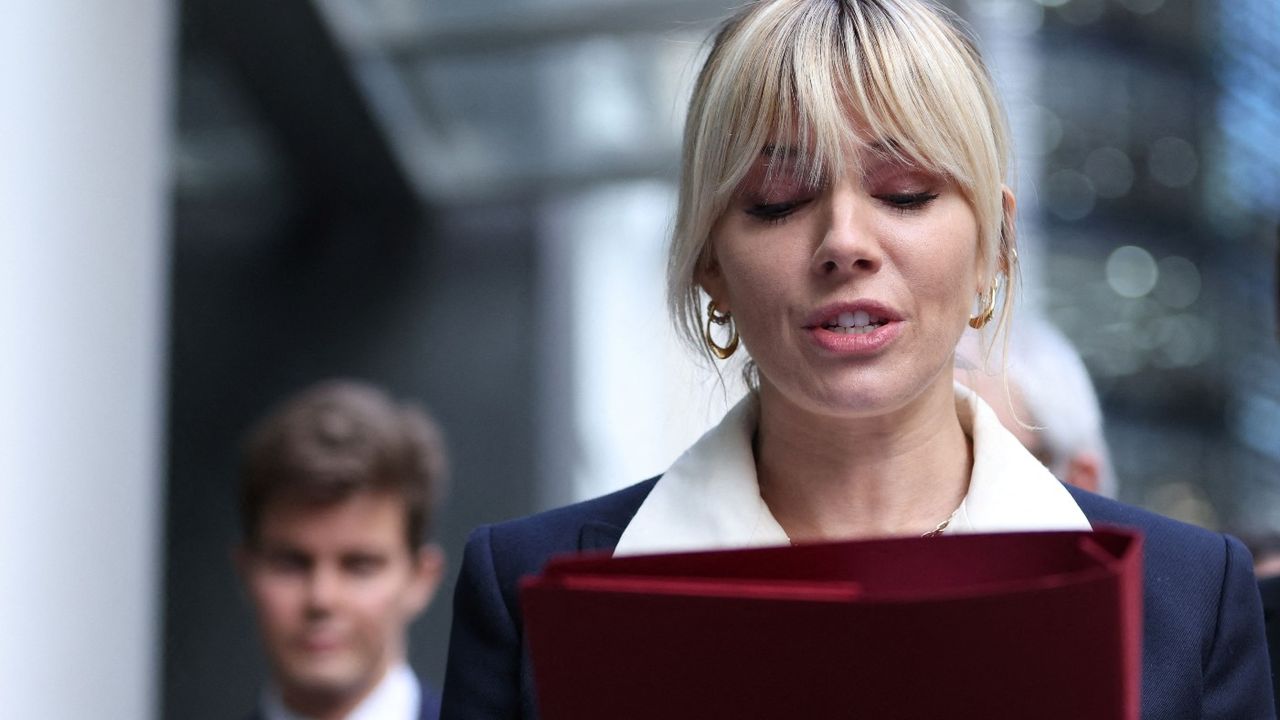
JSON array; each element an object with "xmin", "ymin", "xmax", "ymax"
[{"xmin": 578, "ymin": 520, "xmax": 624, "ymax": 552}]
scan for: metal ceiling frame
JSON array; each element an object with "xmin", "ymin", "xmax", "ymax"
[{"xmin": 186, "ymin": 0, "xmax": 420, "ymax": 222}]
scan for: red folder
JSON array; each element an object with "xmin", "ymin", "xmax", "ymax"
[{"xmin": 522, "ymin": 529, "xmax": 1142, "ymax": 719}]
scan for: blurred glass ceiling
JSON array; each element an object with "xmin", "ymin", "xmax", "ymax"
[
  {"xmin": 185, "ymin": 0, "xmax": 1278, "ymax": 218},
  {"xmin": 311, "ymin": 0, "xmax": 729, "ymax": 204}
]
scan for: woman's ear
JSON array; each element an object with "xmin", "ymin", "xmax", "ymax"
[
  {"xmin": 696, "ymin": 248, "xmax": 730, "ymax": 312},
  {"xmin": 999, "ymin": 185, "xmax": 1018, "ymax": 277}
]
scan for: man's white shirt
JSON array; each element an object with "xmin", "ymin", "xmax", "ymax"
[{"xmin": 261, "ymin": 662, "xmax": 421, "ymax": 720}]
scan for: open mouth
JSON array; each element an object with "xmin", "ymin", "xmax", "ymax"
[{"xmin": 823, "ymin": 310, "xmax": 888, "ymax": 335}]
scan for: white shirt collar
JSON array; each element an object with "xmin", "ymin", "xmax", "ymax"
[
  {"xmin": 261, "ymin": 662, "xmax": 420, "ymax": 720},
  {"xmin": 614, "ymin": 383, "xmax": 1090, "ymax": 557},
  {"xmin": 948, "ymin": 383, "xmax": 1092, "ymax": 534}
]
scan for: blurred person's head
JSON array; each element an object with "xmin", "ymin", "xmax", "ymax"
[
  {"xmin": 955, "ymin": 317, "xmax": 1116, "ymax": 496},
  {"xmin": 235, "ymin": 379, "xmax": 447, "ymax": 718},
  {"xmin": 1243, "ymin": 534, "xmax": 1280, "ymax": 580}
]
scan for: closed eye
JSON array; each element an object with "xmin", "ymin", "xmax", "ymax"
[
  {"xmin": 745, "ymin": 198, "xmax": 813, "ymax": 224},
  {"xmin": 343, "ymin": 554, "xmax": 387, "ymax": 576},
  {"xmin": 876, "ymin": 192, "xmax": 939, "ymax": 211}
]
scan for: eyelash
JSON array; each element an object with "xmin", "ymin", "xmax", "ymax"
[
  {"xmin": 744, "ymin": 191, "xmax": 939, "ymax": 225},
  {"xmin": 745, "ymin": 200, "xmax": 810, "ymax": 225},
  {"xmin": 877, "ymin": 192, "xmax": 940, "ymax": 211}
]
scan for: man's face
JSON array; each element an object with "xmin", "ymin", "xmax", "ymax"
[{"xmin": 239, "ymin": 492, "xmax": 441, "ymax": 706}]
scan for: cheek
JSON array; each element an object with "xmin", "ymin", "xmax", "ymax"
[
  {"xmin": 250, "ymin": 578, "xmax": 304, "ymax": 633},
  {"xmin": 720, "ymin": 269, "xmax": 791, "ymax": 354},
  {"xmin": 351, "ymin": 578, "xmax": 415, "ymax": 633},
  {"xmin": 905, "ymin": 219, "xmax": 982, "ymax": 308},
  {"xmin": 716, "ymin": 237, "xmax": 796, "ymax": 318}
]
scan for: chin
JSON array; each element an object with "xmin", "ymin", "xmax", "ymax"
[
  {"xmin": 283, "ymin": 656, "xmax": 370, "ymax": 697},
  {"xmin": 812, "ymin": 390, "xmax": 905, "ymax": 419},
  {"xmin": 794, "ymin": 371, "xmax": 922, "ymax": 418}
]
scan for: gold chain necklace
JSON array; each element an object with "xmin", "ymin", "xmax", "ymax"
[
  {"xmin": 919, "ymin": 511, "xmax": 955, "ymax": 538},
  {"xmin": 787, "ymin": 507, "xmax": 959, "ymax": 545}
]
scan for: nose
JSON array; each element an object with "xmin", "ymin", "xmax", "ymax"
[
  {"xmin": 304, "ymin": 566, "xmax": 341, "ymax": 616},
  {"xmin": 812, "ymin": 181, "xmax": 881, "ymax": 277}
]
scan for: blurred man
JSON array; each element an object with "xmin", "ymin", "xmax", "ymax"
[
  {"xmin": 236, "ymin": 380, "xmax": 447, "ymax": 720},
  {"xmin": 956, "ymin": 316, "xmax": 1116, "ymax": 496}
]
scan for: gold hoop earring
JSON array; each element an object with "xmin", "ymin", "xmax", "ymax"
[
  {"xmin": 968, "ymin": 282, "xmax": 998, "ymax": 329},
  {"xmin": 704, "ymin": 300, "xmax": 739, "ymax": 359}
]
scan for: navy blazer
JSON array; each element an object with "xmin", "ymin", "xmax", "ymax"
[
  {"xmin": 1262, "ymin": 575, "xmax": 1280, "ymax": 708},
  {"xmin": 441, "ymin": 479, "xmax": 1275, "ymax": 719}
]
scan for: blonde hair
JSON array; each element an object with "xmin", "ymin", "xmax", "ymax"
[{"xmin": 667, "ymin": 0, "xmax": 1017, "ymax": 359}]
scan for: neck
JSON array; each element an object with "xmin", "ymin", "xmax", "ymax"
[
  {"xmin": 755, "ymin": 375, "xmax": 971, "ymax": 542},
  {"xmin": 279, "ymin": 662, "xmax": 393, "ymax": 720}
]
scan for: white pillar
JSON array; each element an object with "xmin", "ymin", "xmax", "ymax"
[
  {"xmin": 0, "ymin": 1, "xmax": 173, "ymax": 718},
  {"xmin": 538, "ymin": 182, "xmax": 739, "ymax": 506}
]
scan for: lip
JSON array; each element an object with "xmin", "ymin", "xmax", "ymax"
[
  {"xmin": 803, "ymin": 299, "xmax": 903, "ymax": 356},
  {"xmin": 299, "ymin": 635, "xmax": 344, "ymax": 653}
]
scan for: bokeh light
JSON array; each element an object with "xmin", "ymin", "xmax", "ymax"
[
  {"xmin": 1105, "ymin": 245, "xmax": 1159, "ymax": 298},
  {"xmin": 1084, "ymin": 147, "xmax": 1135, "ymax": 199},
  {"xmin": 1046, "ymin": 168, "xmax": 1096, "ymax": 220}
]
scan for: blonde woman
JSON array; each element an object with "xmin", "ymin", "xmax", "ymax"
[{"xmin": 441, "ymin": 1, "xmax": 1273, "ymax": 717}]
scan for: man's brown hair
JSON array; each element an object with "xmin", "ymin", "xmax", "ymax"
[{"xmin": 240, "ymin": 379, "xmax": 447, "ymax": 548}]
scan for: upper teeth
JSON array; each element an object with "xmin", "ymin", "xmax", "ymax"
[{"xmin": 836, "ymin": 310, "xmax": 875, "ymax": 328}]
